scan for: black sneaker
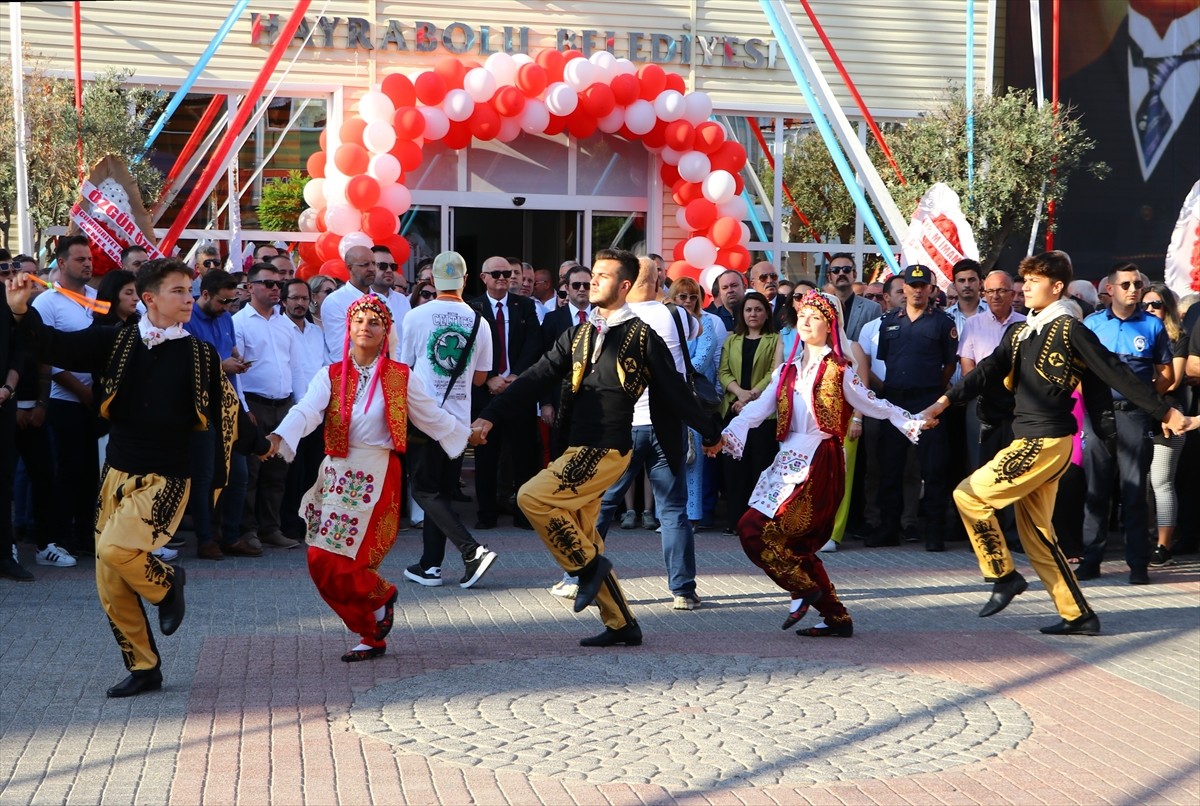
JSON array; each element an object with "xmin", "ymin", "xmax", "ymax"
[
  {"xmin": 403, "ymin": 564, "xmax": 443, "ymax": 587},
  {"xmin": 1149, "ymin": 545, "xmax": 1174, "ymax": 567},
  {"xmin": 460, "ymin": 546, "xmax": 498, "ymax": 589}
]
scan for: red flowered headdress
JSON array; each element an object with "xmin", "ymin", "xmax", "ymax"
[{"xmin": 339, "ymin": 293, "xmax": 395, "ymax": 415}]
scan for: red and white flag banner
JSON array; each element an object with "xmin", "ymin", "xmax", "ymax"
[
  {"xmin": 82, "ymin": 179, "xmax": 165, "ymax": 259},
  {"xmin": 1165, "ymin": 179, "xmax": 1200, "ymax": 297},
  {"xmin": 69, "ymin": 204, "xmax": 126, "ymax": 264},
  {"xmin": 900, "ymin": 183, "xmax": 980, "ymax": 291}
]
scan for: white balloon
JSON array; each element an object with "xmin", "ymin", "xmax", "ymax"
[
  {"xmin": 544, "ymin": 83, "xmax": 579, "ymax": 116},
  {"xmin": 497, "ymin": 116, "xmax": 522, "ymax": 142},
  {"xmin": 739, "ymin": 222, "xmax": 752, "ymax": 245},
  {"xmin": 379, "ymin": 183, "xmax": 412, "ymax": 216},
  {"xmin": 717, "ymin": 195, "xmax": 748, "ymax": 219},
  {"xmin": 362, "ymin": 120, "xmax": 396, "ymax": 154},
  {"xmin": 325, "ymin": 203, "xmax": 361, "ymax": 236},
  {"xmin": 661, "ymin": 147, "xmax": 683, "ymax": 166},
  {"xmin": 512, "ymin": 53, "xmax": 534, "ymax": 67},
  {"xmin": 589, "ymin": 51, "xmax": 616, "ymax": 84},
  {"xmin": 612, "ymin": 58, "xmax": 637, "ymax": 77},
  {"xmin": 624, "ymin": 100, "xmax": 656, "ymax": 135},
  {"xmin": 443, "ymin": 89, "xmax": 475, "ymax": 122},
  {"xmin": 596, "ymin": 106, "xmax": 625, "ymax": 134},
  {"xmin": 419, "ymin": 107, "xmax": 450, "ymax": 141},
  {"xmin": 485, "ymin": 52, "xmax": 518, "ymax": 86},
  {"xmin": 702, "ymin": 169, "xmax": 737, "ymax": 204},
  {"xmin": 463, "ymin": 67, "xmax": 497, "ymax": 103},
  {"xmin": 700, "ymin": 265, "xmax": 726, "ymax": 294},
  {"xmin": 357, "ymin": 91, "xmax": 395, "ymax": 124},
  {"xmin": 367, "ymin": 153, "xmax": 402, "ymax": 186},
  {"xmin": 338, "ymin": 231, "xmax": 373, "ymax": 259},
  {"xmin": 302, "ymin": 178, "xmax": 326, "ymax": 209},
  {"xmin": 563, "ymin": 58, "xmax": 595, "ymax": 92},
  {"xmin": 519, "ymin": 99, "xmax": 550, "ymax": 133},
  {"xmin": 682, "ymin": 91, "xmax": 714, "ymax": 125},
  {"xmin": 323, "ymin": 175, "xmax": 349, "ymax": 206},
  {"xmin": 674, "ymin": 207, "xmax": 690, "ymax": 231},
  {"xmin": 677, "ymin": 151, "xmax": 712, "ymax": 183},
  {"xmin": 654, "ymin": 90, "xmax": 686, "ymax": 122},
  {"xmin": 682, "ymin": 236, "xmax": 719, "ymax": 269},
  {"xmin": 297, "ymin": 207, "xmax": 319, "ymax": 233}
]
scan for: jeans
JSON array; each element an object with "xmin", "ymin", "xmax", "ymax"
[
  {"xmin": 188, "ymin": 427, "xmax": 216, "ymax": 545},
  {"xmin": 596, "ymin": 425, "xmax": 696, "ymax": 596},
  {"xmin": 411, "ymin": 437, "xmax": 480, "ymax": 569},
  {"xmin": 218, "ymin": 453, "xmax": 248, "ymax": 545},
  {"xmin": 1082, "ymin": 407, "xmax": 1154, "ymax": 571}
]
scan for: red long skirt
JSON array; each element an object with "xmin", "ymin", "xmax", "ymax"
[
  {"xmin": 306, "ymin": 452, "xmax": 402, "ymax": 649},
  {"xmin": 736, "ymin": 438, "xmax": 851, "ymax": 627}
]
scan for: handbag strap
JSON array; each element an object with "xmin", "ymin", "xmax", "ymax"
[
  {"xmin": 666, "ymin": 303, "xmax": 699, "ymax": 378},
  {"xmin": 441, "ymin": 312, "xmax": 481, "ymax": 405}
]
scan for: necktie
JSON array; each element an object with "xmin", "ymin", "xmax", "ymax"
[
  {"xmin": 577, "ymin": 309, "xmax": 587, "ymax": 326},
  {"xmin": 495, "ymin": 301, "xmax": 507, "ymax": 375},
  {"xmin": 1132, "ymin": 40, "xmax": 1200, "ymax": 164}
]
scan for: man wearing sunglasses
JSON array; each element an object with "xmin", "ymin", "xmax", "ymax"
[
  {"xmin": 468, "ymin": 255, "xmax": 543, "ymax": 530},
  {"xmin": 1078, "ymin": 263, "xmax": 1173, "ymax": 585},
  {"xmin": 826, "ymin": 253, "xmax": 883, "ymax": 342},
  {"xmin": 369, "ymin": 245, "xmax": 411, "ymax": 336}
]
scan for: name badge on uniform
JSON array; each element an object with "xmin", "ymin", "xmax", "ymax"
[{"xmin": 884, "ymin": 325, "xmax": 900, "ymax": 332}]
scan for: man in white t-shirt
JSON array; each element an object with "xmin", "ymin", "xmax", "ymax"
[{"xmin": 400, "ymin": 251, "xmax": 498, "ymax": 590}]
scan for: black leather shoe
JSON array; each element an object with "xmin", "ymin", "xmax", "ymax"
[
  {"xmin": 781, "ymin": 590, "xmax": 822, "ymax": 630},
  {"xmin": 979, "ymin": 572, "xmax": 1029, "ymax": 617},
  {"xmin": 573, "ymin": 554, "xmax": 614, "ymax": 613},
  {"xmin": 1074, "ymin": 563, "xmax": 1101, "ymax": 581},
  {"xmin": 1039, "ymin": 613, "xmax": 1101, "ymax": 635},
  {"xmin": 474, "ymin": 518, "xmax": 496, "ymax": 530},
  {"xmin": 797, "ymin": 622, "xmax": 853, "ymax": 638},
  {"xmin": 374, "ymin": 589, "xmax": 398, "ymax": 641},
  {"xmin": 106, "ymin": 669, "xmax": 163, "ymax": 698},
  {"xmin": 157, "ymin": 566, "xmax": 186, "ymax": 636},
  {"xmin": 1128, "ymin": 568, "xmax": 1150, "ymax": 585},
  {"xmin": 580, "ymin": 622, "xmax": 643, "ymax": 647},
  {"xmin": 0, "ymin": 556, "xmax": 35, "ymax": 582}
]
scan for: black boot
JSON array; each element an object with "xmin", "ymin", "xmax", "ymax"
[
  {"xmin": 978, "ymin": 571, "xmax": 1028, "ymax": 617},
  {"xmin": 106, "ymin": 669, "xmax": 163, "ymax": 698},
  {"xmin": 580, "ymin": 622, "xmax": 642, "ymax": 647}
]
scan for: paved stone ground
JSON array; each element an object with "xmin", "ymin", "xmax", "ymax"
[{"xmin": 2, "ymin": 523, "xmax": 1198, "ymax": 805}]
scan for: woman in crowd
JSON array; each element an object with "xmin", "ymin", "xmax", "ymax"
[
  {"xmin": 308, "ymin": 275, "xmax": 337, "ymax": 330},
  {"xmin": 409, "ymin": 278, "xmax": 436, "ymax": 309},
  {"xmin": 717, "ymin": 291, "xmax": 783, "ymax": 535},
  {"xmin": 670, "ymin": 276, "xmax": 727, "ymax": 528},
  {"xmin": 1142, "ymin": 283, "xmax": 1189, "ymax": 567},
  {"xmin": 267, "ymin": 294, "xmax": 470, "ymax": 663},
  {"xmin": 716, "ymin": 291, "xmax": 923, "ymax": 637},
  {"xmin": 93, "ymin": 270, "xmax": 140, "ymax": 327}
]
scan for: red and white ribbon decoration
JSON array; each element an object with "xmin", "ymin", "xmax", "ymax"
[
  {"xmin": 81, "ymin": 179, "xmax": 165, "ymax": 259},
  {"xmin": 69, "ymin": 203, "xmax": 125, "ymax": 264}
]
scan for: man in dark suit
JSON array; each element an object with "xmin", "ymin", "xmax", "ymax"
[
  {"xmin": 1055, "ymin": 0, "xmax": 1200, "ymax": 275},
  {"xmin": 539, "ymin": 264, "xmax": 592, "ymax": 460},
  {"xmin": 0, "ymin": 249, "xmax": 32, "ymax": 580},
  {"xmin": 469, "ymin": 255, "xmax": 543, "ymax": 529},
  {"xmin": 748, "ymin": 261, "xmax": 789, "ymax": 328}
]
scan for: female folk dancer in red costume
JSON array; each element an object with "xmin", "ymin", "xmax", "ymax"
[
  {"xmin": 710, "ymin": 291, "xmax": 926, "ymax": 637},
  {"xmin": 267, "ymin": 294, "xmax": 472, "ymax": 662}
]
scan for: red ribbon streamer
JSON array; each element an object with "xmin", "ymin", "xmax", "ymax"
[
  {"xmin": 158, "ymin": 94, "xmax": 225, "ymax": 204},
  {"xmin": 747, "ymin": 117, "xmax": 825, "ymax": 248}
]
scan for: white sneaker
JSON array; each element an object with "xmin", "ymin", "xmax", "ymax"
[
  {"xmin": 12, "ymin": 546, "xmax": 19, "ymax": 563},
  {"xmin": 151, "ymin": 546, "xmax": 179, "ymax": 562},
  {"xmin": 549, "ymin": 579, "xmax": 579, "ymax": 599},
  {"xmin": 818, "ymin": 539, "xmax": 838, "ymax": 553},
  {"xmin": 35, "ymin": 544, "xmax": 77, "ymax": 568}
]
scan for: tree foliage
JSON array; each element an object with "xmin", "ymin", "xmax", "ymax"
[
  {"xmin": 766, "ymin": 86, "xmax": 1107, "ymax": 269},
  {"xmin": 257, "ymin": 170, "xmax": 309, "ymax": 232},
  {"xmin": 0, "ymin": 58, "xmax": 166, "ymax": 250}
]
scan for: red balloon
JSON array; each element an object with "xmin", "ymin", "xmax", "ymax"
[
  {"xmin": 561, "ymin": 49, "xmax": 584, "ymax": 62},
  {"xmin": 493, "ymin": 85, "xmax": 526, "ymax": 117},
  {"xmin": 469, "ymin": 103, "xmax": 502, "ymax": 140},
  {"xmin": 298, "ymin": 241, "xmax": 319, "ymax": 265},
  {"xmin": 443, "ymin": 120, "xmax": 473, "ymax": 150},
  {"xmin": 694, "ymin": 121, "xmax": 726, "ymax": 154},
  {"xmin": 316, "ymin": 231, "xmax": 342, "ymax": 263},
  {"xmin": 464, "ymin": 59, "xmax": 483, "ymax": 72},
  {"xmin": 674, "ymin": 181, "xmax": 703, "ymax": 205},
  {"xmin": 346, "ymin": 174, "xmax": 381, "ymax": 211},
  {"xmin": 334, "ymin": 143, "xmax": 370, "ymax": 176},
  {"xmin": 544, "ymin": 114, "xmax": 568, "ymax": 136},
  {"xmin": 318, "ymin": 128, "xmax": 327, "ymax": 150},
  {"xmin": 414, "ymin": 72, "xmax": 448, "ymax": 106},
  {"xmin": 340, "ymin": 117, "xmax": 367, "ymax": 146},
  {"xmin": 306, "ymin": 151, "xmax": 326, "ymax": 179},
  {"xmin": 710, "ymin": 216, "xmax": 742, "ymax": 248},
  {"xmin": 320, "ymin": 258, "xmax": 350, "ymax": 283},
  {"xmin": 315, "ymin": 208, "xmax": 327, "ymax": 232},
  {"xmin": 361, "ymin": 206, "xmax": 399, "ymax": 240},
  {"xmin": 516, "ymin": 63, "xmax": 548, "ymax": 97},
  {"xmin": 567, "ymin": 110, "xmax": 598, "ymax": 139},
  {"xmin": 660, "ymin": 162, "xmax": 681, "ymax": 186},
  {"xmin": 637, "ymin": 64, "xmax": 667, "ymax": 100},
  {"xmin": 581, "ymin": 84, "xmax": 615, "ymax": 118},
  {"xmin": 663, "ymin": 120, "xmax": 695, "ymax": 152},
  {"xmin": 711, "ymin": 141, "xmax": 748, "ymax": 173},
  {"xmin": 667, "ymin": 260, "xmax": 699, "ymax": 282},
  {"xmin": 390, "ymin": 140, "xmax": 423, "ymax": 172},
  {"xmin": 381, "ymin": 73, "xmax": 416, "ymax": 108},
  {"xmin": 643, "ymin": 119, "xmax": 668, "ymax": 150},
  {"xmin": 684, "ymin": 199, "xmax": 718, "ymax": 230},
  {"xmin": 610, "ymin": 74, "xmax": 640, "ymax": 106},
  {"xmin": 382, "ymin": 235, "xmax": 411, "ymax": 265},
  {"xmin": 718, "ymin": 246, "xmax": 751, "ymax": 272},
  {"xmin": 393, "ymin": 107, "xmax": 426, "ymax": 140},
  {"xmin": 434, "ymin": 57, "xmax": 466, "ymax": 89},
  {"xmin": 296, "ymin": 261, "xmax": 318, "ymax": 281},
  {"xmin": 734, "ymin": 174, "xmax": 745, "ymax": 195},
  {"xmin": 535, "ymin": 49, "xmax": 566, "ymax": 84},
  {"xmin": 672, "ymin": 240, "xmax": 687, "ymax": 262},
  {"xmin": 664, "ymin": 73, "xmax": 687, "ymax": 94}
]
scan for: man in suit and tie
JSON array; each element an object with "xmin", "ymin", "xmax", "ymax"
[
  {"xmin": 749, "ymin": 261, "xmax": 788, "ymax": 328},
  {"xmin": 470, "ymin": 255, "xmax": 543, "ymax": 530},
  {"xmin": 540, "ymin": 265, "xmax": 593, "ymax": 460},
  {"xmin": 827, "ymin": 253, "xmax": 883, "ymax": 342}
]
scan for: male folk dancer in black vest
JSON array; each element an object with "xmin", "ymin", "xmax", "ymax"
[{"xmin": 471, "ymin": 249, "xmax": 723, "ymax": 647}]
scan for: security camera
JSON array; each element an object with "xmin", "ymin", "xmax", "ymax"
[{"xmin": 512, "ymin": 196, "xmax": 526, "ymax": 207}]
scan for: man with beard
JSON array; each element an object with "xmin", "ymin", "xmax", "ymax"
[{"xmin": 827, "ymin": 253, "xmax": 883, "ymax": 341}]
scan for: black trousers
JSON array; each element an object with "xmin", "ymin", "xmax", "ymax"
[
  {"xmin": 280, "ymin": 425, "xmax": 325, "ymax": 541},
  {"xmin": 14, "ymin": 411, "xmax": 57, "ymax": 550},
  {"xmin": 47, "ymin": 399, "xmax": 99, "ymax": 553},
  {"xmin": 0, "ymin": 402, "xmax": 15, "ymax": 556},
  {"xmin": 1082, "ymin": 407, "xmax": 1154, "ymax": 572},
  {"xmin": 721, "ymin": 420, "xmax": 777, "ymax": 531},
  {"xmin": 473, "ymin": 409, "xmax": 539, "ymax": 523},
  {"xmin": 877, "ymin": 389, "xmax": 950, "ymax": 542},
  {"xmin": 411, "ymin": 437, "xmax": 481, "ymax": 569}
]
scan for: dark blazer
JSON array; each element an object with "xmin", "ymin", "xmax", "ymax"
[{"xmin": 468, "ymin": 292, "xmax": 542, "ymax": 414}]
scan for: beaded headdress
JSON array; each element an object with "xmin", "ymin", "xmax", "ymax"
[{"xmin": 338, "ymin": 293, "xmax": 395, "ymax": 415}]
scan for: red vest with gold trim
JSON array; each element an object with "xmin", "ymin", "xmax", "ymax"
[
  {"xmin": 776, "ymin": 354, "xmax": 853, "ymax": 441},
  {"xmin": 324, "ymin": 360, "xmax": 410, "ymax": 458}
]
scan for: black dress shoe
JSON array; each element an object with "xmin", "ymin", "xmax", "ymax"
[
  {"xmin": 157, "ymin": 567, "xmax": 186, "ymax": 636},
  {"xmin": 1039, "ymin": 613, "xmax": 1101, "ymax": 635},
  {"xmin": 580, "ymin": 622, "xmax": 643, "ymax": 647},
  {"xmin": 341, "ymin": 646, "xmax": 386, "ymax": 662},
  {"xmin": 573, "ymin": 554, "xmax": 614, "ymax": 613},
  {"xmin": 106, "ymin": 669, "xmax": 163, "ymax": 698},
  {"xmin": 797, "ymin": 622, "xmax": 853, "ymax": 638},
  {"xmin": 925, "ymin": 540, "xmax": 945, "ymax": 552},
  {"xmin": 0, "ymin": 556, "xmax": 35, "ymax": 582},
  {"xmin": 1074, "ymin": 563, "xmax": 1101, "ymax": 581},
  {"xmin": 374, "ymin": 589, "xmax": 398, "ymax": 641},
  {"xmin": 1128, "ymin": 568, "xmax": 1150, "ymax": 585},
  {"xmin": 781, "ymin": 590, "xmax": 822, "ymax": 630},
  {"xmin": 979, "ymin": 572, "xmax": 1029, "ymax": 617},
  {"xmin": 474, "ymin": 518, "xmax": 496, "ymax": 530}
]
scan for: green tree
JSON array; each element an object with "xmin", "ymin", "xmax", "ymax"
[
  {"xmin": 766, "ymin": 86, "xmax": 1107, "ymax": 269},
  {"xmin": 257, "ymin": 170, "xmax": 309, "ymax": 232},
  {"xmin": 0, "ymin": 58, "xmax": 165, "ymax": 250}
]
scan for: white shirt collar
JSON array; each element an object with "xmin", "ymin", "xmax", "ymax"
[{"xmin": 489, "ymin": 293, "xmax": 509, "ymax": 310}]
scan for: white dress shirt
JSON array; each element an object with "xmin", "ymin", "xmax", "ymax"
[
  {"xmin": 31, "ymin": 286, "xmax": 96, "ymax": 403},
  {"xmin": 628, "ymin": 301, "xmax": 697, "ymax": 427},
  {"xmin": 858, "ymin": 316, "xmax": 886, "ymax": 384},
  {"xmin": 487, "ymin": 293, "xmax": 512, "ymax": 375},
  {"xmin": 320, "ymin": 283, "xmax": 366, "ymax": 364},
  {"xmin": 233, "ymin": 304, "xmax": 295, "ymax": 400},
  {"xmin": 285, "ymin": 316, "xmax": 327, "ymax": 401}
]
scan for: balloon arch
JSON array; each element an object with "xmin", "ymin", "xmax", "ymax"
[{"xmin": 297, "ymin": 49, "xmax": 752, "ymax": 295}]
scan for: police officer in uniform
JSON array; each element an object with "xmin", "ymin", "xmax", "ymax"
[{"xmin": 870, "ymin": 265, "xmax": 958, "ymax": 551}]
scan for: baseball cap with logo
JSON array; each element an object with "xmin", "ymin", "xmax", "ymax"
[
  {"xmin": 902, "ymin": 264, "xmax": 932, "ymax": 285},
  {"xmin": 432, "ymin": 251, "xmax": 467, "ymax": 291}
]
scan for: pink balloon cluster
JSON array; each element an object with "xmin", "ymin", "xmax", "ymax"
[{"xmin": 299, "ymin": 50, "xmax": 751, "ymax": 283}]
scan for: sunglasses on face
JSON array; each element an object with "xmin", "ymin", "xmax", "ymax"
[
  {"xmin": 213, "ymin": 296, "xmax": 237, "ymax": 306},
  {"xmin": 756, "ymin": 272, "xmax": 779, "ymax": 282},
  {"xmin": 828, "ymin": 265, "xmax": 854, "ymax": 275},
  {"xmin": 675, "ymin": 293, "xmax": 698, "ymax": 302},
  {"xmin": 557, "ymin": 289, "xmax": 568, "ymax": 299},
  {"xmin": 251, "ymin": 280, "xmax": 284, "ymax": 290},
  {"xmin": 864, "ymin": 293, "xmax": 884, "ymax": 301},
  {"xmin": 375, "ymin": 261, "xmax": 398, "ymax": 270},
  {"xmin": 1117, "ymin": 280, "xmax": 1144, "ymax": 291},
  {"xmin": 1141, "ymin": 299, "xmax": 1164, "ymax": 310},
  {"xmin": 419, "ymin": 290, "xmax": 437, "ymax": 300},
  {"xmin": 485, "ymin": 270, "xmax": 513, "ymax": 280},
  {"xmin": 0, "ymin": 262, "xmax": 13, "ymax": 275},
  {"xmin": 569, "ymin": 281, "xmax": 590, "ymax": 291},
  {"xmin": 202, "ymin": 259, "xmax": 221, "ymax": 269}
]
